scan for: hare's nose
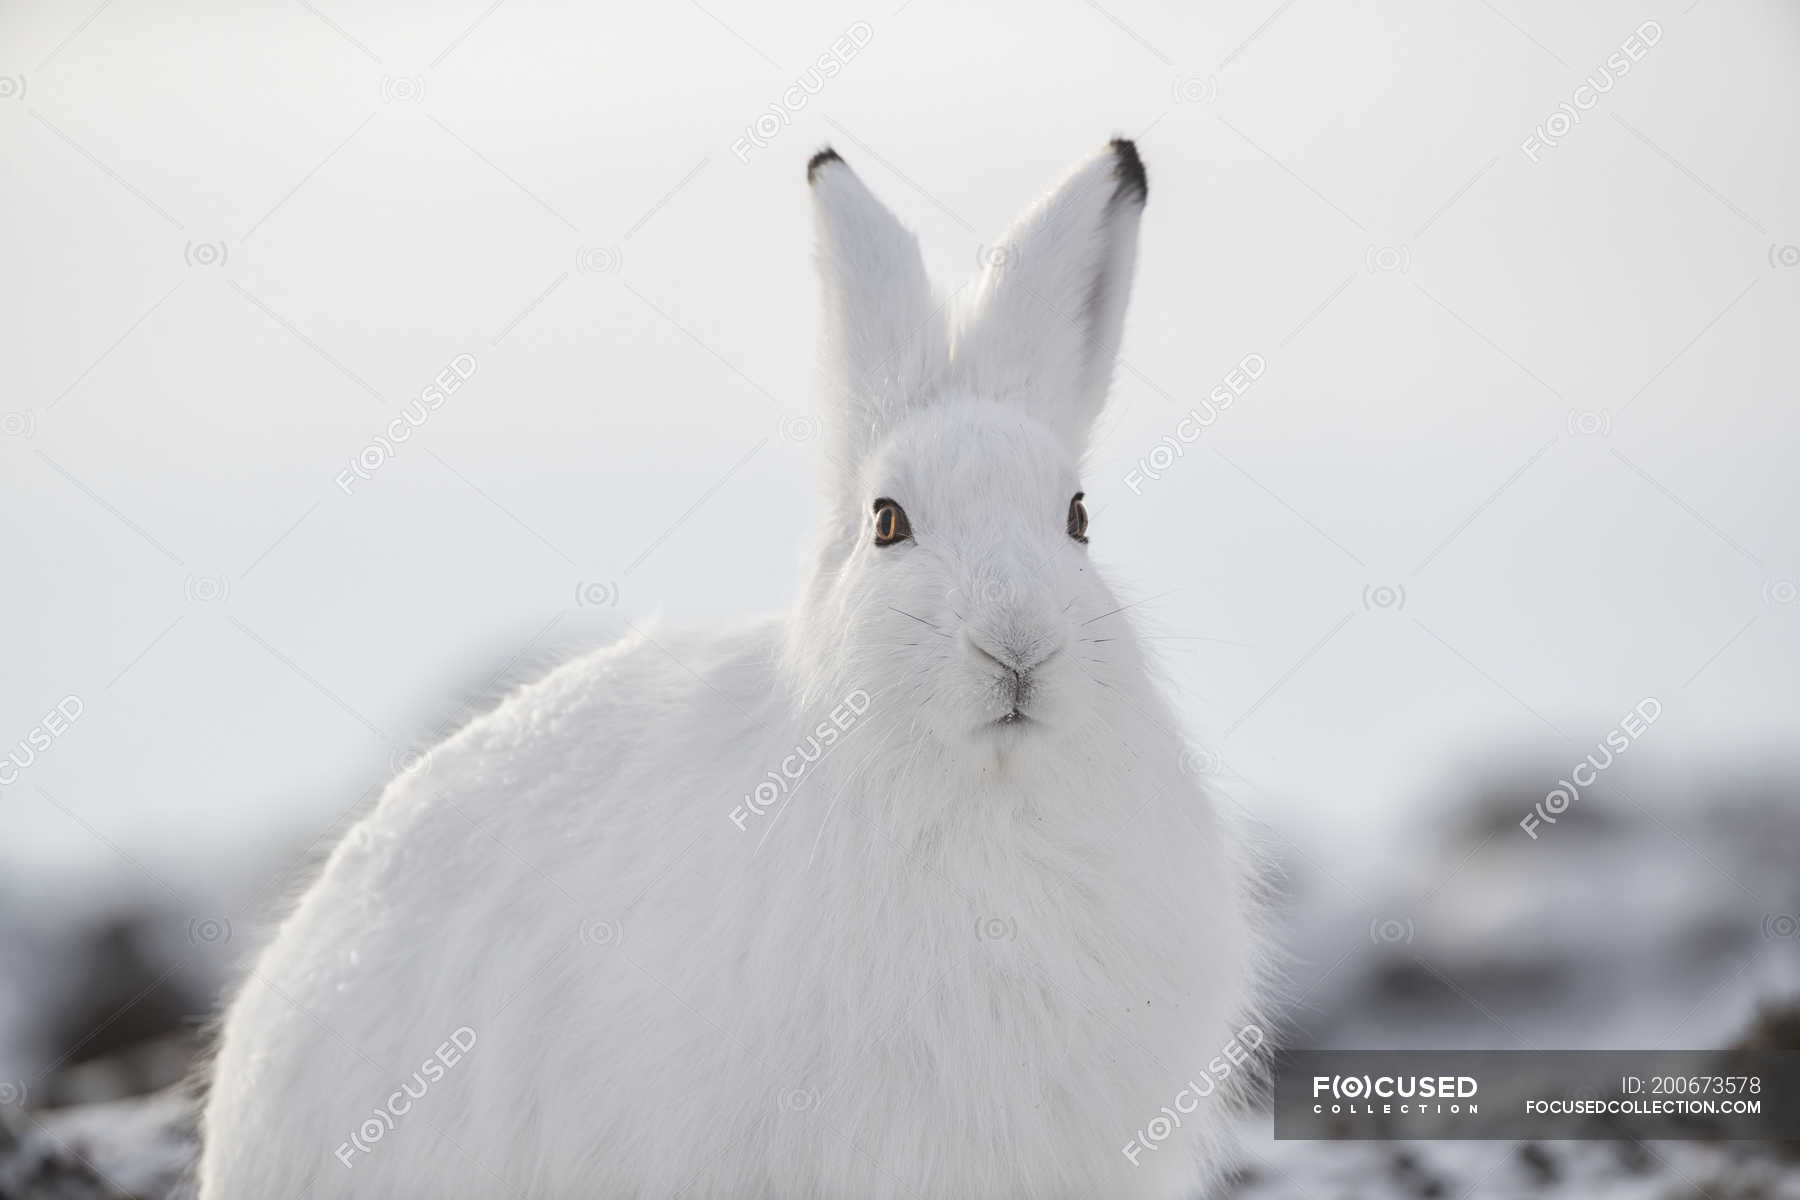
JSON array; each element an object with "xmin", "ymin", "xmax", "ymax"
[{"xmin": 963, "ymin": 629, "xmax": 1064, "ymax": 677}]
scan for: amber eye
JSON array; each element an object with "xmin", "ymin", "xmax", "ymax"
[
  {"xmin": 1068, "ymin": 492, "xmax": 1089, "ymax": 543},
  {"xmin": 872, "ymin": 498, "xmax": 912, "ymax": 546}
]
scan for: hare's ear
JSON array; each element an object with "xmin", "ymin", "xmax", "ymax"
[
  {"xmin": 952, "ymin": 138, "xmax": 1147, "ymax": 446},
  {"xmin": 808, "ymin": 148, "xmax": 948, "ymax": 487}
]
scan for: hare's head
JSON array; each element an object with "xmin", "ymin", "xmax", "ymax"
[{"xmin": 793, "ymin": 141, "xmax": 1154, "ymax": 758}]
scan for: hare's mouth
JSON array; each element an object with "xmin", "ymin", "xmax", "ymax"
[{"xmin": 994, "ymin": 708, "xmax": 1028, "ymax": 726}]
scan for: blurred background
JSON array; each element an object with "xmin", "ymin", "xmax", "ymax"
[{"xmin": 2, "ymin": 0, "xmax": 1796, "ymax": 1194}]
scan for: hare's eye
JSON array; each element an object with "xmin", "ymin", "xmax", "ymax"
[
  {"xmin": 1067, "ymin": 493, "xmax": 1089, "ymax": 543},
  {"xmin": 872, "ymin": 498, "xmax": 912, "ymax": 546}
]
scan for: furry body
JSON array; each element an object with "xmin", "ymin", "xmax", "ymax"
[{"xmin": 202, "ymin": 140, "xmax": 1261, "ymax": 1198}]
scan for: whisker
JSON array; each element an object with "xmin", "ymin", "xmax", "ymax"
[
  {"xmin": 1080, "ymin": 592, "xmax": 1169, "ymax": 627},
  {"xmin": 888, "ymin": 606, "xmax": 950, "ymax": 636}
]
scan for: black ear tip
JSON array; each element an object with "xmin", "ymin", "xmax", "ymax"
[
  {"xmin": 1108, "ymin": 137, "xmax": 1147, "ymax": 204},
  {"xmin": 807, "ymin": 147, "xmax": 843, "ymax": 184}
]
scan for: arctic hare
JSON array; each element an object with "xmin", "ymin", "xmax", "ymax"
[{"xmin": 200, "ymin": 139, "xmax": 1262, "ymax": 1199}]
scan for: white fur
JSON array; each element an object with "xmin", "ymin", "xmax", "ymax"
[{"xmin": 200, "ymin": 141, "xmax": 1264, "ymax": 1199}]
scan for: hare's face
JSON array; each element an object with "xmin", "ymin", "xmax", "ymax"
[
  {"xmin": 838, "ymin": 402, "xmax": 1121, "ymax": 743},
  {"xmin": 800, "ymin": 139, "xmax": 1150, "ymax": 756}
]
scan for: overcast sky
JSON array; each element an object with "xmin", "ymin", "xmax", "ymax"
[{"xmin": 3, "ymin": 0, "xmax": 1797, "ymax": 898}]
